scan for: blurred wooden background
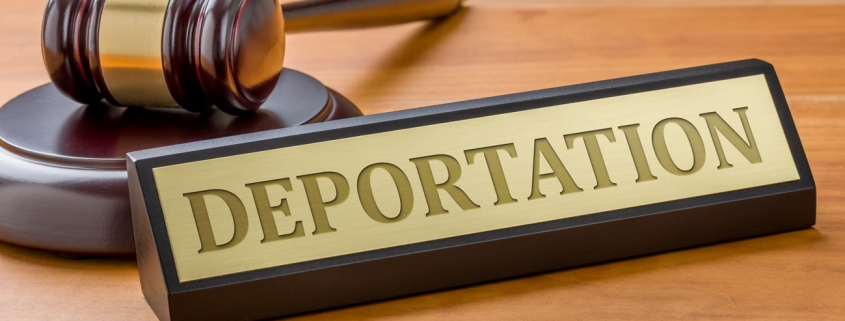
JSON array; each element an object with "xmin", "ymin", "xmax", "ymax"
[{"xmin": 1, "ymin": 0, "xmax": 844, "ymax": 319}]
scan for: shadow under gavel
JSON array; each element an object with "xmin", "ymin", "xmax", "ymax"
[{"xmin": 59, "ymin": 103, "xmax": 284, "ymax": 160}]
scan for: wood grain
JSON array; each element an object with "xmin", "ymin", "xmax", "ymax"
[{"xmin": 1, "ymin": 0, "xmax": 844, "ymax": 319}]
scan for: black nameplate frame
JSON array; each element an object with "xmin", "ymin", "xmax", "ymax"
[{"xmin": 128, "ymin": 59, "xmax": 815, "ymax": 321}]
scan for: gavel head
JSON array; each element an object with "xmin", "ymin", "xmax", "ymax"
[{"xmin": 42, "ymin": 0, "xmax": 285, "ymax": 115}]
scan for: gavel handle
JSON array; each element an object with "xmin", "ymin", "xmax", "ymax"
[{"xmin": 282, "ymin": 0, "xmax": 463, "ymax": 33}]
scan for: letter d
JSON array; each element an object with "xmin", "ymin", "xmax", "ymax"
[{"xmin": 184, "ymin": 190, "xmax": 249, "ymax": 253}]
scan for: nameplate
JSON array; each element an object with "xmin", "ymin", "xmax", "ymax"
[{"xmin": 128, "ymin": 59, "xmax": 814, "ymax": 321}]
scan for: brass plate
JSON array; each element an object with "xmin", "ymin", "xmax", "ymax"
[{"xmin": 152, "ymin": 74, "xmax": 799, "ymax": 282}]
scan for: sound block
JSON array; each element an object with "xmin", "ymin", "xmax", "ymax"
[{"xmin": 0, "ymin": 68, "xmax": 361, "ymax": 255}]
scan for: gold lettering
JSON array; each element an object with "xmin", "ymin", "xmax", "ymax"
[
  {"xmin": 652, "ymin": 118, "xmax": 706, "ymax": 175},
  {"xmin": 183, "ymin": 190, "xmax": 249, "ymax": 253},
  {"xmin": 245, "ymin": 178, "xmax": 304, "ymax": 243},
  {"xmin": 618, "ymin": 124, "xmax": 658, "ymax": 183},
  {"xmin": 700, "ymin": 107, "xmax": 762, "ymax": 169},
  {"xmin": 564, "ymin": 128, "xmax": 618, "ymax": 189},
  {"xmin": 357, "ymin": 163, "xmax": 414, "ymax": 223},
  {"xmin": 464, "ymin": 144, "xmax": 519, "ymax": 206},
  {"xmin": 297, "ymin": 172, "xmax": 349, "ymax": 235},
  {"xmin": 529, "ymin": 138, "xmax": 582, "ymax": 200},
  {"xmin": 409, "ymin": 154, "xmax": 480, "ymax": 216}
]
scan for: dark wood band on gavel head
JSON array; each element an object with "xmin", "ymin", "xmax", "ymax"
[
  {"xmin": 42, "ymin": 0, "xmax": 104, "ymax": 105},
  {"xmin": 42, "ymin": 0, "xmax": 285, "ymax": 115}
]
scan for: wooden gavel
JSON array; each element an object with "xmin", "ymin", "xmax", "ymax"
[{"xmin": 42, "ymin": 0, "xmax": 462, "ymax": 115}]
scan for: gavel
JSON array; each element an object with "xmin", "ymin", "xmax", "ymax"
[{"xmin": 42, "ymin": 0, "xmax": 462, "ymax": 115}]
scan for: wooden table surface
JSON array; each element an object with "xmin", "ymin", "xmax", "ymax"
[{"xmin": 1, "ymin": 0, "xmax": 844, "ymax": 319}]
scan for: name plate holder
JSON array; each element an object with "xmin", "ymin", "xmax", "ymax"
[{"xmin": 128, "ymin": 59, "xmax": 815, "ymax": 321}]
